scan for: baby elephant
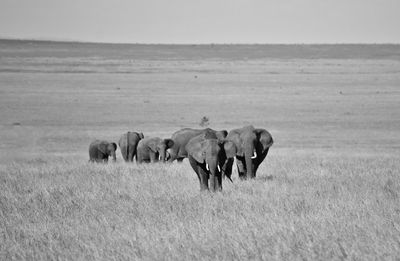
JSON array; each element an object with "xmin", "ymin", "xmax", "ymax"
[
  {"xmin": 89, "ymin": 140, "xmax": 117, "ymax": 163},
  {"xmin": 136, "ymin": 137, "xmax": 174, "ymax": 163}
]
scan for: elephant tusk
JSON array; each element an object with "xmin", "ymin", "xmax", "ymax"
[
  {"xmin": 251, "ymin": 151, "xmax": 257, "ymax": 159},
  {"xmin": 217, "ymin": 165, "xmax": 221, "ymax": 172},
  {"xmin": 206, "ymin": 163, "xmax": 209, "ymax": 171}
]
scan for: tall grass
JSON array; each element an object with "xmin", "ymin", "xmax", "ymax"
[{"xmin": 1, "ymin": 155, "xmax": 399, "ymax": 260}]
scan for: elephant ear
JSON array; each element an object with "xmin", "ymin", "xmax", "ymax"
[
  {"xmin": 111, "ymin": 142, "xmax": 117, "ymax": 152},
  {"xmin": 217, "ymin": 130, "xmax": 228, "ymax": 140},
  {"xmin": 255, "ymin": 129, "xmax": 274, "ymax": 152},
  {"xmin": 223, "ymin": 140, "xmax": 237, "ymax": 159},
  {"xmin": 139, "ymin": 132, "xmax": 144, "ymax": 139},
  {"xmin": 164, "ymin": 138, "xmax": 174, "ymax": 149},
  {"xmin": 147, "ymin": 138, "xmax": 158, "ymax": 152},
  {"xmin": 187, "ymin": 139, "xmax": 207, "ymax": 163}
]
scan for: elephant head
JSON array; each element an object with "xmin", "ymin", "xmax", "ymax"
[
  {"xmin": 99, "ymin": 141, "xmax": 117, "ymax": 162},
  {"xmin": 186, "ymin": 133, "xmax": 236, "ymax": 191},
  {"xmin": 225, "ymin": 125, "xmax": 273, "ymax": 179}
]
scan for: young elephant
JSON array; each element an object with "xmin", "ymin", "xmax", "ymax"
[
  {"xmin": 136, "ymin": 137, "xmax": 174, "ymax": 163},
  {"xmin": 88, "ymin": 140, "xmax": 117, "ymax": 163},
  {"xmin": 186, "ymin": 131, "xmax": 236, "ymax": 192},
  {"xmin": 118, "ymin": 131, "xmax": 144, "ymax": 162}
]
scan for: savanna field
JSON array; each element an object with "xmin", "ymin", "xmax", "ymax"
[{"xmin": 1, "ymin": 40, "xmax": 400, "ymax": 260}]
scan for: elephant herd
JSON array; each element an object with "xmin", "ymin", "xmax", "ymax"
[{"xmin": 89, "ymin": 125, "xmax": 273, "ymax": 192}]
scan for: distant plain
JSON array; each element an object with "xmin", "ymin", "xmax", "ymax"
[{"xmin": 0, "ymin": 40, "xmax": 399, "ymax": 260}]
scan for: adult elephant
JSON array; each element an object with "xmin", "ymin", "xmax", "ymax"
[
  {"xmin": 88, "ymin": 140, "xmax": 117, "ymax": 163},
  {"xmin": 168, "ymin": 128, "xmax": 228, "ymax": 163},
  {"xmin": 136, "ymin": 137, "xmax": 174, "ymax": 163},
  {"xmin": 118, "ymin": 131, "xmax": 144, "ymax": 162},
  {"xmin": 186, "ymin": 131, "xmax": 236, "ymax": 191},
  {"xmin": 224, "ymin": 125, "xmax": 273, "ymax": 180}
]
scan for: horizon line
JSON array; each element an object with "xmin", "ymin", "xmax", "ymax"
[{"xmin": 1, "ymin": 37, "xmax": 400, "ymax": 46}]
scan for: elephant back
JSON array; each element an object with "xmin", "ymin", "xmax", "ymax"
[{"xmin": 170, "ymin": 128, "xmax": 204, "ymax": 156}]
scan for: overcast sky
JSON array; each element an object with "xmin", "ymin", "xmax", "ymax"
[{"xmin": 1, "ymin": 0, "xmax": 399, "ymax": 44}]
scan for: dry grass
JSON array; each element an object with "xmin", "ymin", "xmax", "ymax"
[
  {"xmin": 1, "ymin": 155, "xmax": 399, "ymax": 260},
  {"xmin": 1, "ymin": 42, "xmax": 400, "ymax": 260}
]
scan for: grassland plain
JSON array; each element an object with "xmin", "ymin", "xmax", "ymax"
[{"xmin": 0, "ymin": 40, "xmax": 400, "ymax": 260}]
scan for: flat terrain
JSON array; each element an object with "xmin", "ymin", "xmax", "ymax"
[{"xmin": 0, "ymin": 40, "xmax": 399, "ymax": 260}]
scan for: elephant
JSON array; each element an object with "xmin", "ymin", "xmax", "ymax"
[
  {"xmin": 118, "ymin": 131, "xmax": 144, "ymax": 162},
  {"xmin": 88, "ymin": 140, "xmax": 117, "ymax": 163},
  {"xmin": 136, "ymin": 137, "xmax": 175, "ymax": 163},
  {"xmin": 186, "ymin": 130, "xmax": 237, "ymax": 191},
  {"xmin": 224, "ymin": 125, "xmax": 273, "ymax": 180},
  {"xmin": 168, "ymin": 128, "xmax": 228, "ymax": 163}
]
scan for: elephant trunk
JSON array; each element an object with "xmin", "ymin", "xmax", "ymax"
[
  {"xmin": 206, "ymin": 157, "xmax": 221, "ymax": 192},
  {"xmin": 159, "ymin": 148, "xmax": 166, "ymax": 162},
  {"xmin": 111, "ymin": 151, "xmax": 116, "ymax": 162},
  {"xmin": 245, "ymin": 146, "xmax": 255, "ymax": 179}
]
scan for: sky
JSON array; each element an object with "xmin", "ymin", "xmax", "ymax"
[{"xmin": 0, "ymin": 0, "xmax": 399, "ymax": 44}]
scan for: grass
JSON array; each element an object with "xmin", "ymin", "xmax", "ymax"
[
  {"xmin": 1, "ymin": 155, "xmax": 399, "ymax": 260},
  {"xmin": 1, "ymin": 42, "xmax": 400, "ymax": 260}
]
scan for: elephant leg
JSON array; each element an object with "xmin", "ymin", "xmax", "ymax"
[
  {"xmin": 236, "ymin": 157, "xmax": 247, "ymax": 180},
  {"xmin": 131, "ymin": 147, "xmax": 136, "ymax": 162},
  {"xmin": 177, "ymin": 158, "xmax": 184, "ymax": 163},
  {"xmin": 216, "ymin": 173, "xmax": 222, "ymax": 191},
  {"xmin": 149, "ymin": 151, "xmax": 157, "ymax": 163},
  {"xmin": 136, "ymin": 156, "xmax": 142, "ymax": 164},
  {"xmin": 254, "ymin": 148, "xmax": 269, "ymax": 174},
  {"xmin": 128, "ymin": 146, "xmax": 134, "ymax": 162},
  {"xmin": 194, "ymin": 163, "xmax": 209, "ymax": 191},
  {"xmin": 222, "ymin": 158, "xmax": 234, "ymax": 180},
  {"xmin": 199, "ymin": 167, "xmax": 209, "ymax": 191},
  {"xmin": 188, "ymin": 156, "xmax": 201, "ymax": 183},
  {"xmin": 189, "ymin": 156, "xmax": 208, "ymax": 190}
]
